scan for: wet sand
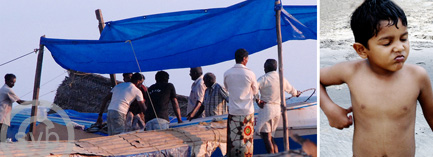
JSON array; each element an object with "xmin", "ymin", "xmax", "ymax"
[{"xmin": 320, "ymin": 0, "xmax": 433, "ymax": 156}]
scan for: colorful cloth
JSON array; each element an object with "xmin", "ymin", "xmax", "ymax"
[
  {"xmin": 227, "ymin": 114, "xmax": 254, "ymax": 157},
  {"xmin": 203, "ymin": 83, "xmax": 229, "ymax": 117}
]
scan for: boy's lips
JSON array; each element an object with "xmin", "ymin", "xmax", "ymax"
[{"xmin": 394, "ymin": 55, "xmax": 405, "ymax": 62}]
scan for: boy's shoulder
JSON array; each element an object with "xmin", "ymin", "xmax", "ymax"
[
  {"xmin": 324, "ymin": 59, "xmax": 366, "ymax": 74},
  {"xmin": 330, "ymin": 61, "xmax": 427, "ymax": 76},
  {"xmin": 321, "ymin": 60, "xmax": 366, "ymax": 85},
  {"xmin": 334, "ymin": 59, "xmax": 365, "ymax": 67},
  {"xmin": 401, "ymin": 63, "xmax": 428, "ymax": 78}
]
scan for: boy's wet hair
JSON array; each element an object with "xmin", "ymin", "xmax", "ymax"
[{"xmin": 351, "ymin": 0, "xmax": 407, "ymax": 49}]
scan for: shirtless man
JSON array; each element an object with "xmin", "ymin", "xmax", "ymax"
[{"xmin": 321, "ymin": 0, "xmax": 433, "ymax": 156}]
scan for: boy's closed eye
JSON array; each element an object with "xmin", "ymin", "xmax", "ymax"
[
  {"xmin": 378, "ymin": 38, "xmax": 392, "ymax": 46},
  {"xmin": 378, "ymin": 36, "xmax": 408, "ymax": 46},
  {"xmin": 400, "ymin": 35, "xmax": 408, "ymax": 42}
]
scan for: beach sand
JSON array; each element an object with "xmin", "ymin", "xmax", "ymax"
[{"xmin": 320, "ymin": 0, "xmax": 433, "ymax": 156}]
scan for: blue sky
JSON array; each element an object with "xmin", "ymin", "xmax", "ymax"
[{"xmin": 0, "ymin": 0, "xmax": 317, "ymax": 104}]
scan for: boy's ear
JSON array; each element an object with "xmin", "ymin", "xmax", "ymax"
[{"xmin": 353, "ymin": 43, "xmax": 368, "ymax": 59}]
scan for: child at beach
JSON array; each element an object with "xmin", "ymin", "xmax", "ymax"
[{"xmin": 320, "ymin": 0, "xmax": 433, "ymax": 156}]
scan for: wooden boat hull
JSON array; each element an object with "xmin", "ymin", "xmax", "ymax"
[{"xmin": 171, "ymin": 101, "xmax": 317, "ymax": 155}]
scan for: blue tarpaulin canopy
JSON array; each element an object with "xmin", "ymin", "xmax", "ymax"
[{"xmin": 40, "ymin": 0, "xmax": 316, "ymax": 74}]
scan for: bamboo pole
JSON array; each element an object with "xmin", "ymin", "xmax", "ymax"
[
  {"xmin": 275, "ymin": 0, "xmax": 290, "ymax": 151},
  {"xmin": 29, "ymin": 35, "xmax": 45, "ymax": 140},
  {"xmin": 95, "ymin": 9, "xmax": 117, "ymax": 87}
]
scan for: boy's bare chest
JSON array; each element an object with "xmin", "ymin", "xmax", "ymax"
[{"xmin": 347, "ymin": 75, "xmax": 419, "ymax": 117}]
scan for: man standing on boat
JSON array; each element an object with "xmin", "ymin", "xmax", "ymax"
[
  {"xmin": 186, "ymin": 67, "xmax": 206, "ymax": 121},
  {"xmin": 189, "ymin": 72, "xmax": 229, "ymax": 118},
  {"xmin": 255, "ymin": 59, "xmax": 300, "ymax": 154},
  {"xmin": 96, "ymin": 73, "xmax": 146, "ymax": 135},
  {"xmin": 0, "ymin": 74, "xmax": 26, "ymax": 142},
  {"xmin": 224, "ymin": 48, "xmax": 258, "ymax": 156},
  {"xmin": 145, "ymin": 71, "xmax": 182, "ymax": 130}
]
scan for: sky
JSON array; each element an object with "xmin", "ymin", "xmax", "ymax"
[{"xmin": 0, "ymin": 0, "xmax": 317, "ymax": 106}]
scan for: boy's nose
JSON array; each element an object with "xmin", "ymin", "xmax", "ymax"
[{"xmin": 393, "ymin": 43, "xmax": 405, "ymax": 52}]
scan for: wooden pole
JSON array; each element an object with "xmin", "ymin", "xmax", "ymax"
[
  {"xmin": 96, "ymin": 9, "xmax": 117, "ymax": 87},
  {"xmin": 28, "ymin": 35, "xmax": 45, "ymax": 140},
  {"xmin": 275, "ymin": 0, "xmax": 290, "ymax": 151}
]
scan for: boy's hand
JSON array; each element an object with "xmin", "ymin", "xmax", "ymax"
[{"xmin": 327, "ymin": 106, "xmax": 353, "ymax": 130}]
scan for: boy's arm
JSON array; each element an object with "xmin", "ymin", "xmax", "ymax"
[
  {"xmin": 321, "ymin": 63, "xmax": 353, "ymax": 129},
  {"xmin": 417, "ymin": 68, "xmax": 433, "ymax": 130}
]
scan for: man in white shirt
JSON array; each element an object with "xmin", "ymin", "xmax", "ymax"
[
  {"xmin": 186, "ymin": 67, "xmax": 206, "ymax": 120},
  {"xmin": 97, "ymin": 73, "xmax": 146, "ymax": 135},
  {"xmin": 255, "ymin": 59, "xmax": 299, "ymax": 154},
  {"xmin": 0, "ymin": 74, "xmax": 26, "ymax": 142},
  {"xmin": 224, "ymin": 48, "xmax": 258, "ymax": 156}
]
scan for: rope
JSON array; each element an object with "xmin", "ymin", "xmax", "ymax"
[
  {"xmin": 125, "ymin": 40, "xmax": 142, "ymax": 72},
  {"xmin": 0, "ymin": 49, "xmax": 38, "ymax": 67},
  {"xmin": 20, "ymin": 71, "xmax": 68, "ymax": 98},
  {"xmin": 285, "ymin": 88, "xmax": 316, "ymax": 102},
  {"xmin": 126, "ymin": 40, "xmax": 162, "ymax": 130},
  {"xmin": 39, "ymin": 89, "xmax": 57, "ymax": 98}
]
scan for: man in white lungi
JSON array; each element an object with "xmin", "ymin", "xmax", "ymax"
[{"xmin": 255, "ymin": 59, "xmax": 299, "ymax": 154}]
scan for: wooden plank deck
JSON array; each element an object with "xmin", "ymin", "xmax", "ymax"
[{"xmin": 0, "ymin": 120, "xmax": 227, "ymax": 156}]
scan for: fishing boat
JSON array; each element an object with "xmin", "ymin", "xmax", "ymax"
[
  {"xmin": 172, "ymin": 100, "xmax": 317, "ymax": 156},
  {"xmin": 3, "ymin": 95, "xmax": 315, "ymax": 156},
  {"xmin": 170, "ymin": 88, "xmax": 316, "ymax": 155}
]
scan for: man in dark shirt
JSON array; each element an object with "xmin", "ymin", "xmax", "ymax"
[{"xmin": 145, "ymin": 71, "xmax": 182, "ymax": 130}]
